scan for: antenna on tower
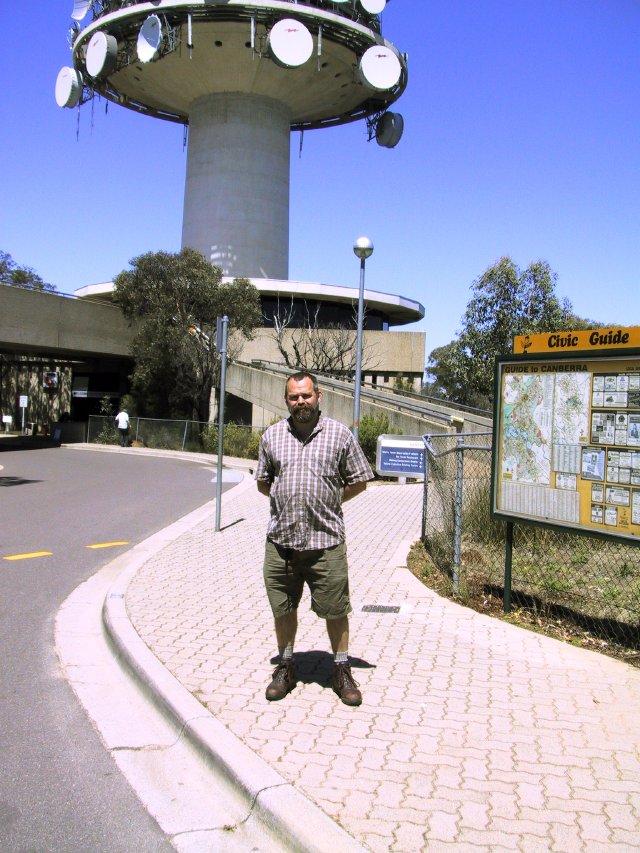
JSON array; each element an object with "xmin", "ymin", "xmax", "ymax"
[
  {"xmin": 359, "ymin": 0, "xmax": 387, "ymax": 14},
  {"xmin": 267, "ymin": 19, "xmax": 313, "ymax": 69},
  {"xmin": 85, "ymin": 31, "xmax": 118, "ymax": 79},
  {"xmin": 187, "ymin": 14, "xmax": 193, "ymax": 58},
  {"xmin": 137, "ymin": 15, "xmax": 163, "ymax": 63},
  {"xmin": 375, "ymin": 112, "xmax": 404, "ymax": 148},
  {"xmin": 70, "ymin": 0, "xmax": 91, "ymax": 22},
  {"xmin": 358, "ymin": 45, "xmax": 402, "ymax": 91},
  {"xmin": 55, "ymin": 66, "xmax": 84, "ymax": 108},
  {"xmin": 67, "ymin": 23, "xmax": 81, "ymax": 48}
]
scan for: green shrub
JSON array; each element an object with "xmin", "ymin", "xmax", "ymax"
[
  {"xmin": 202, "ymin": 422, "xmax": 262, "ymax": 459},
  {"xmin": 358, "ymin": 413, "xmax": 399, "ymax": 466}
]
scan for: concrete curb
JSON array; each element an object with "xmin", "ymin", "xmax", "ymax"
[{"xmin": 102, "ymin": 472, "xmax": 366, "ymax": 853}]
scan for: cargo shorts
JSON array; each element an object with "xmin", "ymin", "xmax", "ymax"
[{"xmin": 263, "ymin": 539, "xmax": 351, "ymax": 620}]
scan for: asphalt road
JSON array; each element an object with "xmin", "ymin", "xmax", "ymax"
[{"xmin": 0, "ymin": 446, "xmax": 233, "ymax": 853}]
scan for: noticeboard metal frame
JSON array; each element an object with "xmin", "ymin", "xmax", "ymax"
[{"xmin": 491, "ymin": 347, "xmax": 640, "ymax": 545}]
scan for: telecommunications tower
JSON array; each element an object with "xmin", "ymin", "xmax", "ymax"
[{"xmin": 56, "ymin": 1, "xmax": 407, "ymax": 282}]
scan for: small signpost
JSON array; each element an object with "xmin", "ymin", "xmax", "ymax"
[
  {"xmin": 19, "ymin": 395, "xmax": 28, "ymax": 433},
  {"xmin": 376, "ymin": 434, "xmax": 425, "ymax": 479},
  {"xmin": 215, "ymin": 316, "xmax": 229, "ymax": 532}
]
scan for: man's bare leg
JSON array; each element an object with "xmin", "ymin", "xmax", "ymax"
[
  {"xmin": 275, "ymin": 609, "xmax": 298, "ymax": 651},
  {"xmin": 325, "ymin": 614, "xmax": 349, "ymax": 654}
]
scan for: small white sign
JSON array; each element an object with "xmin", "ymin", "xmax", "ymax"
[
  {"xmin": 2, "ymin": 415, "xmax": 12, "ymax": 424},
  {"xmin": 376, "ymin": 434, "xmax": 425, "ymax": 477},
  {"xmin": 19, "ymin": 395, "xmax": 28, "ymax": 408}
]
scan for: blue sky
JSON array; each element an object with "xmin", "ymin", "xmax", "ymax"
[{"xmin": 1, "ymin": 1, "xmax": 638, "ymax": 358}]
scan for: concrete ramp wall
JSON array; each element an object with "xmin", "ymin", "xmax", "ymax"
[
  {"xmin": 0, "ymin": 285, "xmax": 135, "ymax": 358},
  {"xmin": 226, "ymin": 362, "xmax": 458, "ymax": 435}
]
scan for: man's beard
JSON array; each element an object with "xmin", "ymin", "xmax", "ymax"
[{"xmin": 290, "ymin": 404, "xmax": 317, "ymax": 423}]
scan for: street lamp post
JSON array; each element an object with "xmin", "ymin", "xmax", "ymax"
[{"xmin": 352, "ymin": 236, "xmax": 373, "ymax": 444}]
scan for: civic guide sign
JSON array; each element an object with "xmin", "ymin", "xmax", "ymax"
[{"xmin": 492, "ymin": 338, "xmax": 640, "ymax": 542}]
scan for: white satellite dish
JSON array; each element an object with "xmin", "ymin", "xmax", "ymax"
[
  {"xmin": 267, "ymin": 19, "xmax": 313, "ymax": 68},
  {"xmin": 376, "ymin": 112, "xmax": 404, "ymax": 148},
  {"xmin": 85, "ymin": 31, "xmax": 118, "ymax": 79},
  {"xmin": 358, "ymin": 45, "xmax": 402, "ymax": 91},
  {"xmin": 55, "ymin": 66, "xmax": 83, "ymax": 108},
  {"xmin": 71, "ymin": 0, "xmax": 91, "ymax": 22},
  {"xmin": 359, "ymin": 0, "xmax": 387, "ymax": 14},
  {"xmin": 137, "ymin": 15, "xmax": 163, "ymax": 63}
]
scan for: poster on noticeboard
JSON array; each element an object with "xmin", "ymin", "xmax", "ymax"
[{"xmin": 491, "ymin": 333, "xmax": 640, "ymax": 543}]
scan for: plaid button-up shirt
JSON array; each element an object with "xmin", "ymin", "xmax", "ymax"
[{"xmin": 256, "ymin": 414, "xmax": 374, "ymax": 550}]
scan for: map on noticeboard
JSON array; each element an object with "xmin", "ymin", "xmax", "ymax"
[{"xmin": 492, "ymin": 351, "xmax": 640, "ymax": 542}]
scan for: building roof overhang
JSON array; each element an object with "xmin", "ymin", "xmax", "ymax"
[{"xmin": 75, "ymin": 277, "xmax": 424, "ymax": 326}]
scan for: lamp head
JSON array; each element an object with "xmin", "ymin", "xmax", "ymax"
[{"xmin": 353, "ymin": 236, "xmax": 374, "ymax": 260}]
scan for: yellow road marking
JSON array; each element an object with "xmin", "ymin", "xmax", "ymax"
[
  {"xmin": 86, "ymin": 541, "xmax": 129, "ymax": 550},
  {"xmin": 3, "ymin": 551, "xmax": 53, "ymax": 561}
]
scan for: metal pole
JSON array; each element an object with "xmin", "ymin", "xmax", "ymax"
[
  {"xmin": 504, "ymin": 521, "xmax": 514, "ymax": 613},
  {"xmin": 452, "ymin": 435, "xmax": 464, "ymax": 595},
  {"xmin": 215, "ymin": 315, "xmax": 228, "ymax": 532},
  {"xmin": 353, "ymin": 256, "xmax": 365, "ymax": 444},
  {"xmin": 421, "ymin": 434, "xmax": 431, "ymax": 541}
]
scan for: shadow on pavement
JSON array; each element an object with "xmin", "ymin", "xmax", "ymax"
[
  {"xmin": 0, "ymin": 436, "xmax": 60, "ymax": 452},
  {"xmin": 0, "ymin": 476, "xmax": 43, "ymax": 487},
  {"xmin": 270, "ymin": 649, "xmax": 376, "ymax": 689}
]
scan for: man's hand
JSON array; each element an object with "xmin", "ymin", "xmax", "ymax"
[{"xmin": 343, "ymin": 482, "xmax": 367, "ymax": 502}]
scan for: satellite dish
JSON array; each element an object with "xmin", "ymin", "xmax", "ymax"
[
  {"xmin": 85, "ymin": 31, "xmax": 118, "ymax": 79},
  {"xmin": 67, "ymin": 22, "xmax": 81, "ymax": 48},
  {"xmin": 376, "ymin": 112, "xmax": 404, "ymax": 148},
  {"xmin": 267, "ymin": 19, "xmax": 313, "ymax": 68},
  {"xmin": 359, "ymin": 0, "xmax": 387, "ymax": 13},
  {"xmin": 137, "ymin": 15, "xmax": 163, "ymax": 63},
  {"xmin": 55, "ymin": 66, "xmax": 83, "ymax": 108},
  {"xmin": 71, "ymin": 0, "xmax": 91, "ymax": 22},
  {"xmin": 358, "ymin": 45, "xmax": 402, "ymax": 91}
]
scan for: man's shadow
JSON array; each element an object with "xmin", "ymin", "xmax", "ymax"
[{"xmin": 269, "ymin": 650, "xmax": 375, "ymax": 690}]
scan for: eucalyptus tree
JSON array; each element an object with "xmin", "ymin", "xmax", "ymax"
[{"xmin": 113, "ymin": 248, "xmax": 261, "ymax": 420}]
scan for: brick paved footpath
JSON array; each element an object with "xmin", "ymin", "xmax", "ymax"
[{"xmin": 125, "ymin": 474, "xmax": 640, "ymax": 852}]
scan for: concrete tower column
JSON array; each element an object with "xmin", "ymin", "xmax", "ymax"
[{"xmin": 181, "ymin": 93, "xmax": 291, "ymax": 280}]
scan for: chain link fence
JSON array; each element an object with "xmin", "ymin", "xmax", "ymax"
[
  {"xmin": 422, "ymin": 432, "xmax": 640, "ymax": 652},
  {"xmin": 87, "ymin": 415, "xmax": 261, "ymax": 459}
]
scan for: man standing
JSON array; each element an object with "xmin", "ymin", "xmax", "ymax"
[
  {"xmin": 114, "ymin": 407, "xmax": 130, "ymax": 447},
  {"xmin": 256, "ymin": 371, "xmax": 373, "ymax": 706}
]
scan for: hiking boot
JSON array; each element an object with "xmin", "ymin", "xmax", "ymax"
[
  {"xmin": 265, "ymin": 660, "xmax": 296, "ymax": 701},
  {"xmin": 333, "ymin": 663, "xmax": 362, "ymax": 706}
]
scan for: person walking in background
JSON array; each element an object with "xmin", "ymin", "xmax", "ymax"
[
  {"xmin": 256, "ymin": 371, "xmax": 373, "ymax": 706},
  {"xmin": 114, "ymin": 407, "xmax": 130, "ymax": 447}
]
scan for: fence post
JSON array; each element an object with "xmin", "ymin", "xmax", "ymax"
[
  {"xmin": 421, "ymin": 434, "xmax": 431, "ymax": 541},
  {"xmin": 452, "ymin": 434, "xmax": 464, "ymax": 594},
  {"xmin": 504, "ymin": 521, "xmax": 513, "ymax": 613},
  {"xmin": 182, "ymin": 420, "xmax": 189, "ymax": 451}
]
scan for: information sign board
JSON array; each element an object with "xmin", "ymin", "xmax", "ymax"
[
  {"xmin": 19, "ymin": 395, "xmax": 28, "ymax": 408},
  {"xmin": 376, "ymin": 434, "xmax": 425, "ymax": 478},
  {"xmin": 492, "ymin": 350, "xmax": 640, "ymax": 542},
  {"xmin": 513, "ymin": 326, "xmax": 640, "ymax": 355}
]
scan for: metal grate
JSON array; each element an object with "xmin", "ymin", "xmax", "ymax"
[{"xmin": 361, "ymin": 605, "xmax": 400, "ymax": 613}]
